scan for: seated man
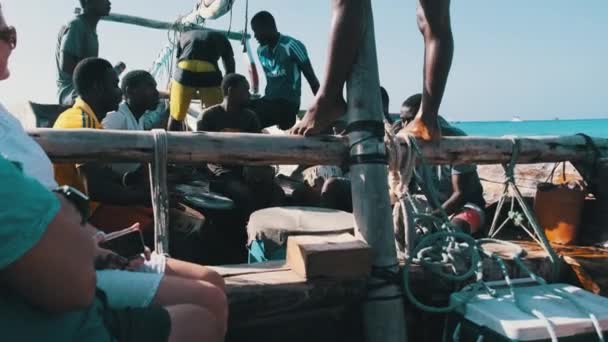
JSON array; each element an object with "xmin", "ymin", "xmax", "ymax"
[
  {"xmin": 407, "ymin": 117, "xmax": 486, "ymax": 235},
  {"xmin": 197, "ymin": 73, "xmax": 285, "ymax": 219},
  {"xmin": 302, "ymin": 165, "xmax": 352, "ymax": 213},
  {"xmin": 103, "ymin": 69, "xmax": 169, "ymax": 178},
  {"xmin": 391, "ymin": 93, "xmax": 422, "ymax": 135},
  {"xmin": 103, "ymin": 69, "xmax": 168, "ymax": 132},
  {"xmin": 167, "ymin": 29, "xmax": 235, "ymax": 131},
  {"xmin": 53, "ymin": 57, "xmax": 151, "ymax": 231},
  {"xmin": 49, "ymin": 58, "xmax": 227, "ymax": 323},
  {"xmin": 0, "ymin": 155, "xmax": 222, "ymax": 342}
]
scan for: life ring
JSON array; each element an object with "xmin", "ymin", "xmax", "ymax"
[{"xmin": 197, "ymin": 0, "xmax": 235, "ymax": 20}]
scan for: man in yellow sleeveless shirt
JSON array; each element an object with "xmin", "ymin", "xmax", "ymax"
[{"xmin": 167, "ymin": 29, "xmax": 235, "ymax": 131}]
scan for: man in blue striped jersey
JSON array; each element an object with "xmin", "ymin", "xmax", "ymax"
[{"xmin": 250, "ymin": 11, "xmax": 320, "ymax": 130}]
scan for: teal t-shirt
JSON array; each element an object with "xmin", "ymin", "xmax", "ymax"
[
  {"xmin": 55, "ymin": 15, "xmax": 99, "ymax": 105},
  {"xmin": 0, "ymin": 156, "xmax": 112, "ymax": 341},
  {"xmin": 0, "ymin": 292, "xmax": 112, "ymax": 342},
  {"xmin": 257, "ymin": 34, "xmax": 309, "ymax": 106},
  {"xmin": 0, "ymin": 157, "xmax": 60, "ymax": 268}
]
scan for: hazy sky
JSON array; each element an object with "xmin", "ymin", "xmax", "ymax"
[{"xmin": 1, "ymin": 0, "xmax": 606, "ymax": 121}]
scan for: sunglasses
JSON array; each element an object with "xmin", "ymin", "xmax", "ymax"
[{"xmin": 0, "ymin": 26, "xmax": 16, "ymax": 49}]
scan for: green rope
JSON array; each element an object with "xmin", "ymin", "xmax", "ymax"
[
  {"xmin": 487, "ymin": 138, "xmax": 561, "ymax": 280},
  {"xmin": 396, "ymin": 135, "xmax": 599, "ymax": 340},
  {"xmin": 402, "ymin": 231, "xmax": 482, "ymax": 313},
  {"xmin": 399, "ymin": 136, "xmax": 560, "ymax": 311}
]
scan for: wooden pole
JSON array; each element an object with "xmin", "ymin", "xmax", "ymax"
[
  {"xmin": 345, "ymin": 2, "xmax": 407, "ymax": 341},
  {"xmin": 102, "ymin": 12, "xmax": 249, "ymax": 41},
  {"xmin": 29, "ymin": 129, "xmax": 608, "ymax": 166},
  {"xmin": 148, "ymin": 130, "xmax": 170, "ymax": 254}
]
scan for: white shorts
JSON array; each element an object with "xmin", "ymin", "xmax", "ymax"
[{"xmin": 96, "ymin": 252, "xmax": 167, "ymax": 309}]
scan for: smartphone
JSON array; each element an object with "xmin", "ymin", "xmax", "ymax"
[{"xmin": 99, "ymin": 226, "xmax": 145, "ymax": 259}]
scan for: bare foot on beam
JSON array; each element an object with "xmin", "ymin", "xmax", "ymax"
[
  {"xmin": 290, "ymin": 95, "xmax": 346, "ymax": 136},
  {"xmin": 404, "ymin": 115, "xmax": 441, "ymax": 142}
]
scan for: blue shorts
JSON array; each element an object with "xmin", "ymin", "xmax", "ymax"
[{"xmin": 96, "ymin": 252, "xmax": 166, "ymax": 308}]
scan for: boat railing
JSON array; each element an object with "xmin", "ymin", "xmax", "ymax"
[{"xmin": 28, "ymin": 128, "xmax": 608, "ymax": 166}]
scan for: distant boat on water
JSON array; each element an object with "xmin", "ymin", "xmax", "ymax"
[{"xmin": 511, "ymin": 115, "xmax": 523, "ymax": 122}]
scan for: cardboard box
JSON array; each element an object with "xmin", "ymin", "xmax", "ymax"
[{"xmin": 286, "ymin": 233, "xmax": 371, "ymax": 279}]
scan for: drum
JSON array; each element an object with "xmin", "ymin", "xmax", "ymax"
[
  {"xmin": 247, "ymin": 206, "xmax": 355, "ymax": 263},
  {"xmin": 534, "ymin": 182, "xmax": 585, "ymax": 245},
  {"xmin": 173, "ymin": 183, "xmax": 234, "ymax": 211}
]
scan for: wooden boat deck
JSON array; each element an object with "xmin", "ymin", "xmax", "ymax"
[{"xmin": 213, "ymin": 241, "xmax": 608, "ymax": 342}]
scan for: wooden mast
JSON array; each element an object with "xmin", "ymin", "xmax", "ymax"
[{"xmin": 344, "ymin": 1, "xmax": 407, "ymax": 341}]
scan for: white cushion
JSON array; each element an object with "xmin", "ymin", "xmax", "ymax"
[{"xmin": 247, "ymin": 206, "xmax": 355, "ymax": 252}]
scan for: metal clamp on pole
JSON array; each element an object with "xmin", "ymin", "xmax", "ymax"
[
  {"xmin": 347, "ymin": 121, "xmax": 388, "ymax": 165},
  {"xmin": 149, "ymin": 129, "xmax": 170, "ymax": 255}
]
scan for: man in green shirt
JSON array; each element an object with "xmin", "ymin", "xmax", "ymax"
[{"xmin": 56, "ymin": 0, "xmax": 110, "ymax": 105}]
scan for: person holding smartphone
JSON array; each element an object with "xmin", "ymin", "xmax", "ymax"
[
  {"xmin": 0, "ymin": 154, "xmax": 225, "ymax": 341},
  {"xmin": 0, "ymin": 7, "xmax": 227, "ymax": 337}
]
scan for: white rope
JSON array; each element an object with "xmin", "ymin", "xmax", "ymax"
[
  {"xmin": 386, "ymin": 130, "xmax": 416, "ymax": 202},
  {"xmin": 386, "ymin": 130, "xmax": 421, "ymax": 255}
]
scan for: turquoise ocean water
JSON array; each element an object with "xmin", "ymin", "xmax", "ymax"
[{"xmin": 450, "ymin": 119, "xmax": 608, "ymax": 138}]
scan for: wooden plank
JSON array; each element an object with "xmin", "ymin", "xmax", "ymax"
[
  {"xmin": 227, "ymin": 305, "xmax": 365, "ymax": 342},
  {"xmin": 225, "ymin": 268, "xmax": 367, "ymax": 322},
  {"xmin": 516, "ymin": 240, "xmax": 608, "ymax": 296},
  {"xmin": 210, "ymin": 261, "xmax": 288, "ymax": 277},
  {"xmin": 29, "ymin": 128, "xmax": 348, "ymax": 165},
  {"xmin": 29, "ymin": 129, "xmax": 608, "ymax": 166},
  {"xmin": 416, "ymin": 135, "xmax": 608, "ymax": 165}
]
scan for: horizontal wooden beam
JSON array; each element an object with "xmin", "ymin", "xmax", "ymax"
[
  {"xmin": 29, "ymin": 129, "xmax": 348, "ymax": 165},
  {"xmin": 28, "ymin": 129, "xmax": 608, "ymax": 166},
  {"xmin": 102, "ymin": 13, "xmax": 249, "ymax": 41},
  {"xmin": 417, "ymin": 135, "xmax": 608, "ymax": 165}
]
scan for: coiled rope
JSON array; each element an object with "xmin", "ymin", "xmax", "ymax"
[{"xmin": 385, "ymin": 132, "xmax": 601, "ymax": 341}]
